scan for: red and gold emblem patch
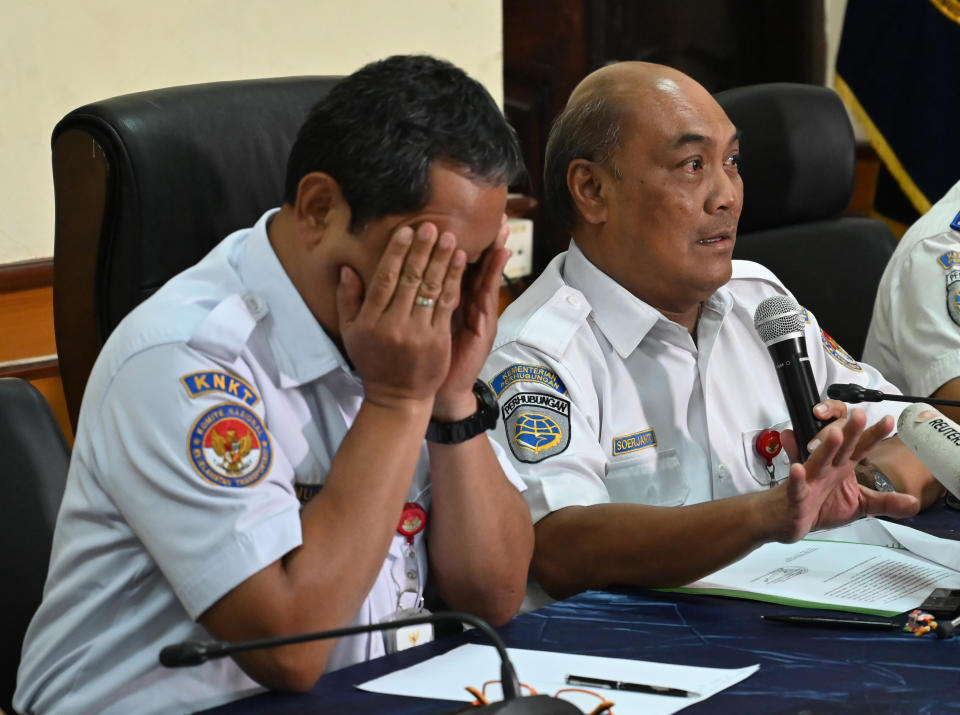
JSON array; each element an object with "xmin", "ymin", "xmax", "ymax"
[
  {"xmin": 188, "ymin": 404, "xmax": 272, "ymax": 487},
  {"xmin": 820, "ymin": 330, "xmax": 863, "ymax": 373}
]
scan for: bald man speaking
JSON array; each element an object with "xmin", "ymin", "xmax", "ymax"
[{"xmin": 482, "ymin": 62, "xmax": 939, "ymax": 609}]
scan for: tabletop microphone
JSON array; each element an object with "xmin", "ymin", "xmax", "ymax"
[
  {"xmin": 897, "ymin": 403, "xmax": 960, "ymax": 502},
  {"xmin": 159, "ymin": 611, "xmax": 579, "ymax": 714},
  {"xmin": 828, "ymin": 383, "xmax": 960, "ymax": 409},
  {"xmin": 754, "ymin": 296, "xmax": 828, "ymax": 461}
]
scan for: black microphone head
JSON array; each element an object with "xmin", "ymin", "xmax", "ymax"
[
  {"xmin": 754, "ymin": 296, "xmax": 805, "ymax": 346},
  {"xmin": 827, "ymin": 383, "xmax": 864, "ymax": 402},
  {"xmin": 159, "ymin": 640, "xmax": 215, "ymax": 667}
]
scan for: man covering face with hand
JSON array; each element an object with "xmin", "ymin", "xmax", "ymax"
[{"xmin": 16, "ymin": 55, "xmax": 533, "ymax": 715}]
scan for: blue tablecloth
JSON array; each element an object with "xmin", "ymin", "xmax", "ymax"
[{"xmin": 205, "ymin": 505, "xmax": 960, "ymax": 713}]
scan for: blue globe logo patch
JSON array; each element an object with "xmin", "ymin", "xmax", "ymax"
[{"xmin": 514, "ymin": 412, "xmax": 563, "ymax": 455}]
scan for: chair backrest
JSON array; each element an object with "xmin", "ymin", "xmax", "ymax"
[
  {"xmin": 715, "ymin": 82, "xmax": 897, "ymax": 360},
  {"xmin": 52, "ymin": 76, "xmax": 341, "ymax": 429},
  {"xmin": 0, "ymin": 378, "xmax": 70, "ymax": 713}
]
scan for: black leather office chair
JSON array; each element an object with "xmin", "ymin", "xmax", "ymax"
[
  {"xmin": 0, "ymin": 378, "xmax": 70, "ymax": 713},
  {"xmin": 716, "ymin": 82, "xmax": 897, "ymax": 360},
  {"xmin": 51, "ymin": 76, "xmax": 341, "ymax": 430}
]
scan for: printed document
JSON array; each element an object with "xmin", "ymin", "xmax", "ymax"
[{"xmin": 673, "ymin": 518, "xmax": 960, "ymax": 615}]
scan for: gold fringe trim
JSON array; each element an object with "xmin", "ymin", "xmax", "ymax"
[
  {"xmin": 930, "ymin": 0, "xmax": 960, "ymax": 25},
  {"xmin": 834, "ymin": 74, "xmax": 932, "ymax": 215}
]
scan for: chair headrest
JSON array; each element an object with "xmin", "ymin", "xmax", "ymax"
[
  {"xmin": 714, "ymin": 83, "xmax": 856, "ymax": 234},
  {"xmin": 52, "ymin": 76, "xmax": 340, "ymax": 339}
]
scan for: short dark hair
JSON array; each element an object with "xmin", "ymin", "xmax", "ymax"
[
  {"xmin": 284, "ymin": 55, "xmax": 524, "ymax": 233},
  {"xmin": 543, "ymin": 93, "xmax": 625, "ymax": 233}
]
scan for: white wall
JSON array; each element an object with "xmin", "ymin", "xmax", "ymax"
[
  {"xmin": 823, "ymin": 0, "xmax": 867, "ymax": 140},
  {"xmin": 823, "ymin": 0, "xmax": 848, "ymax": 88},
  {"xmin": 0, "ymin": 0, "xmax": 503, "ymax": 264}
]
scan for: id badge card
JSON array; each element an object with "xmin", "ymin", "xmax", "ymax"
[
  {"xmin": 385, "ymin": 605, "xmax": 434, "ymax": 653},
  {"xmin": 384, "ymin": 502, "xmax": 433, "ymax": 653}
]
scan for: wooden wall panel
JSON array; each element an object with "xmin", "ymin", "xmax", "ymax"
[
  {"xmin": 0, "ymin": 259, "xmax": 73, "ymax": 443},
  {"xmin": 0, "ymin": 286, "xmax": 57, "ymax": 363}
]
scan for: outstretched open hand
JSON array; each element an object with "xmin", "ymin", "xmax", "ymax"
[{"xmin": 776, "ymin": 409, "xmax": 920, "ymax": 543}]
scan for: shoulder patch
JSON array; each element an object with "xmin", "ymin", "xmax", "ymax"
[
  {"xmin": 188, "ymin": 403, "xmax": 272, "ymax": 487},
  {"xmin": 799, "ymin": 306, "xmax": 811, "ymax": 325},
  {"xmin": 938, "ymin": 250, "xmax": 960, "ymax": 269},
  {"xmin": 945, "ymin": 271, "xmax": 960, "ymax": 327},
  {"xmin": 181, "ymin": 371, "xmax": 260, "ymax": 406},
  {"xmin": 489, "ymin": 363, "xmax": 567, "ymax": 398},
  {"xmin": 501, "ymin": 392, "xmax": 570, "ymax": 463},
  {"xmin": 612, "ymin": 428, "xmax": 657, "ymax": 456},
  {"xmin": 951, "ymin": 209, "xmax": 960, "ymax": 232},
  {"xmin": 821, "ymin": 331, "xmax": 863, "ymax": 373}
]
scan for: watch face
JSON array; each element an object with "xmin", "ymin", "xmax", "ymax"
[
  {"xmin": 473, "ymin": 380, "xmax": 499, "ymax": 429},
  {"xmin": 873, "ymin": 470, "xmax": 897, "ymax": 493}
]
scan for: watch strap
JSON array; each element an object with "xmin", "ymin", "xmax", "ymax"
[{"xmin": 425, "ymin": 380, "xmax": 498, "ymax": 445}]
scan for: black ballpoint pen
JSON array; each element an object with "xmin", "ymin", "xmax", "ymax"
[
  {"xmin": 762, "ymin": 614, "xmax": 902, "ymax": 631},
  {"xmin": 566, "ymin": 674, "xmax": 699, "ymax": 697}
]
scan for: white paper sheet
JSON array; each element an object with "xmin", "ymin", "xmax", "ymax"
[
  {"xmin": 358, "ymin": 644, "xmax": 758, "ymax": 715},
  {"xmin": 677, "ymin": 518, "xmax": 960, "ymax": 615},
  {"xmin": 811, "ymin": 517, "xmax": 960, "ymax": 572}
]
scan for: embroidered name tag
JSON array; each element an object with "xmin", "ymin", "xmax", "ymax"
[
  {"xmin": 612, "ymin": 429, "xmax": 658, "ymax": 456},
  {"xmin": 295, "ymin": 482, "xmax": 323, "ymax": 504},
  {"xmin": 490, "ymin": 363, "xmax": 567, "ymax": 397},
  {"xmin": 181, "ymin": 371, "xmax": 260, "ymax": 407}
]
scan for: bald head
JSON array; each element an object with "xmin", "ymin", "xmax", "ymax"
[
  {"xmin": 544, "ymin": 62, "xmax": 726, "ymax": 232},
  {"xmin": 567, "ymin": 61, "xmax": 694, "ymax": 109},
  {"xmin": 545, "ymin": 60, "xmax": 743, "ymax": 317}
]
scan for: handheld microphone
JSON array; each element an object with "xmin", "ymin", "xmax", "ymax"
[
  {"xmin": 754, "ymin": 296, "xmax": 827, "ymax": 461},
  {"xmin": 159, "ymin": 611, "xmax": 580, "ymax": 714},
  {"xmin": 897, "ymin": 403, "xmax": 960, "ymax": 502},
  {"xmin": 828, "ymin": 383, "xmax": 960, "ymax": 409}
]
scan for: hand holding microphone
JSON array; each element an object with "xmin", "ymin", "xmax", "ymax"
[
  {"xmin": 753, "ymin": 296, "xmax": 829, "ymax": 460},
  {"xmin": 752, "ymin": 296, "xmax": 921, "ymax": 537}
]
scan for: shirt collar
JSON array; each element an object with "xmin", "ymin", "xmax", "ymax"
[
  {"xmin": 237, "ymin": 209, "xmax": 348, "ymax": 386},
  {"xmin": 562, "ymin": 240, "xmax": 733, "ymax": 357}
]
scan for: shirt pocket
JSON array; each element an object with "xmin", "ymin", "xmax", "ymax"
[
  {"xmin": 604, "ymin": 449, "xmax": 688, "ymax": 506},
  {"xmin": 741, "ymin": 420, "xmax": 792, "ymax": 488}
]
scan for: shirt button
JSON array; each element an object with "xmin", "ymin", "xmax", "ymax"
[
  {"xmin": 566, "ymin": 294, "xmax": 581, "ymax": 308},
  {"xmin": 717, "ymin": 465, "xmax": 728, "ymax": 478},
  {"xmin": 242, "ymin": 292, "xmax": 268, "ymax": 319}
]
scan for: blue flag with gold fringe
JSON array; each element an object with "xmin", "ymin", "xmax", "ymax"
[{"xmin": 835, "ymin": 0, "xmax": 960, "ymax": 231}]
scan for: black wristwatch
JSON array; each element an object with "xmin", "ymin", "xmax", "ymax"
[{"xmin": 425, "ymin": 380, "xmax": 499, "ymax": 444}]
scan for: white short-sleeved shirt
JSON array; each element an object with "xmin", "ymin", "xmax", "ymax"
[
  {"xmin": 863, "ymin": 179, "xmax": 960, "ymax": 397},
  {"xmin": 15, "ymin": 209, "xmax": 523, "ymax": 715},
  {"xmin": 483, "ymin": 241, "xmax": 904, "ymax": 531}
]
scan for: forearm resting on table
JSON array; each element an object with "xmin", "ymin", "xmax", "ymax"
[
  {"xmin": 531, "ymin": 493, "xmax": 779, "ymax": 600},
  {"xmin": 200, "ymin": 399, "xmax": 432, "ymax": 691}
]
